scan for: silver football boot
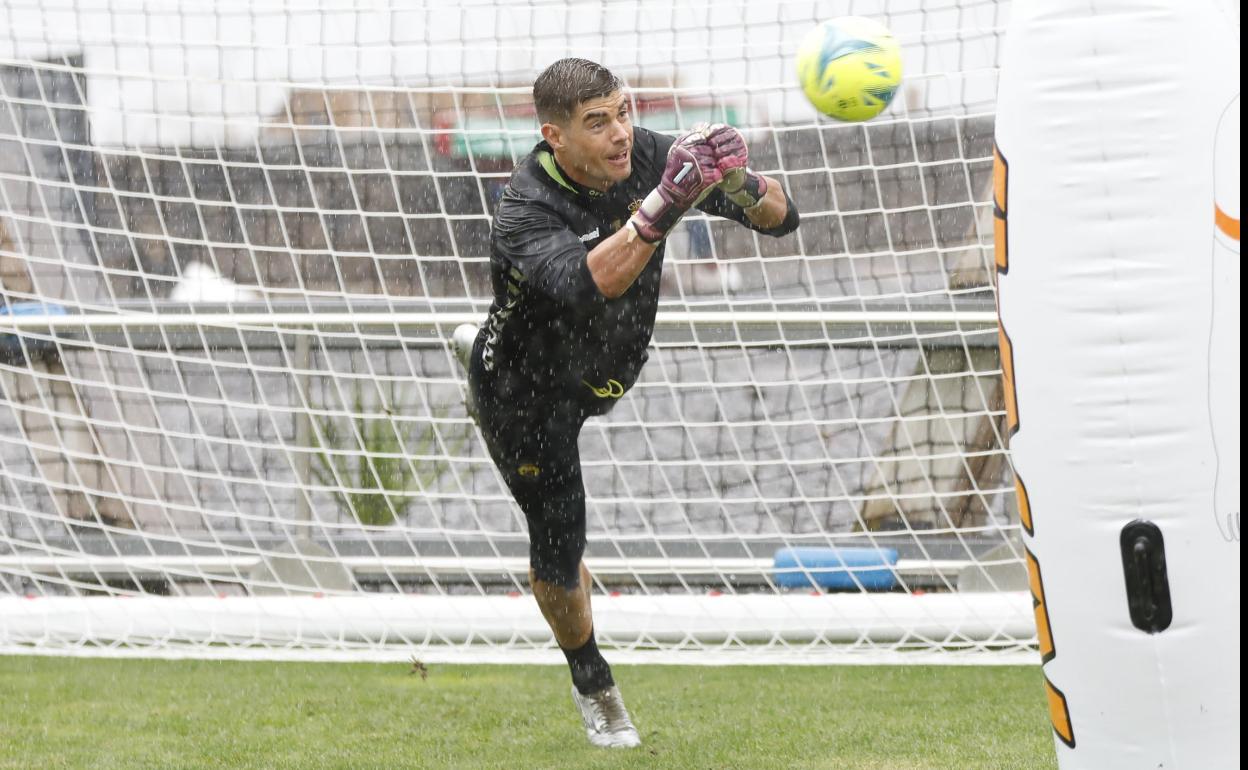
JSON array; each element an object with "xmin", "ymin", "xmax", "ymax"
[
  {"xmin": 571, "ymin": 685, "xmax": 641, "ymax": 749},
  {"xmin": 449, "ymin": 323, "xmax": 479, "ymax": 423},
  {"xmin": 450, "ymin": 323, "xmax": 479, "ymax": 371}
]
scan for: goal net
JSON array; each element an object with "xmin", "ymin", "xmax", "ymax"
[{"xmin": 0, "ymin": 0, "xmax": 1033, "ymax": 663}]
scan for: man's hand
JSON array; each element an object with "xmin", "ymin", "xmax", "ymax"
[
  {"xmin": 628, "ymin": 125, "xmax": 723, "ymax": 243},
  {"xmin": 704, "ymin": 124, "xmax": 768, "ymax": 210}
]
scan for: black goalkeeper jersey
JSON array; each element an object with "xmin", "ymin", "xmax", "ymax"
[{"xmin": 478, "ymin": 125, "xmax": 798, "ymax": 412}]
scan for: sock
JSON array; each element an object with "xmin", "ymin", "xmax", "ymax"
[{"xmin": 561, "ymin": 630, "xmax": 615, "ymax": 695}]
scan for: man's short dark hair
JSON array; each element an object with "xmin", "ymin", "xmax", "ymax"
[{"xmin": 533, "ymin": 58, "xmax": 623, "ymax": 126}]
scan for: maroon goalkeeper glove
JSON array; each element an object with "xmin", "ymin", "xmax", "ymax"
[
  {"xmin": 628, "ymin": 125, "xmax": 723, "ymax": 243},
  {"xmin": 704, "ymin": 124, "xmax": 768, "ymax": 210}
]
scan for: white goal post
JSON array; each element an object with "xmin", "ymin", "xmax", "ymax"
[{"xmin": 0, "ymin": 0, "xmax": 1034, "ymax": 663}]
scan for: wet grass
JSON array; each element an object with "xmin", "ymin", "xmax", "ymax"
[{"xmin": 0, "ymin": 656, "xmax": 1058, "ymax": 769}]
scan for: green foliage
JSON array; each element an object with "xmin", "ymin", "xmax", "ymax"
[
  {"xmin": 309, "ymin": 382, "xmax": 465, "ymax": 526},
  {"xmin": 0, "ymin": 658, "xmax": 1059, "ymax": 770}
]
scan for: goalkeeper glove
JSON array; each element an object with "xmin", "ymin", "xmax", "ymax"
[
  {"xmin": 628, "ymin": 124, "xmax": 722, "ymax": 243},
  {"xmin": 704, "ymin": 124, "xmax": 768, "ymax": 210}
]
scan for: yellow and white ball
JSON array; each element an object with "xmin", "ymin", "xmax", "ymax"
[{"xmin": 797, "ymin": 17, "xmax": 902, "ymax": 122}]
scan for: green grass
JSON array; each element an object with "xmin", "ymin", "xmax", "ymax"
[{"xmin": 0, "ymin": 657, "xmax": 1058, "ymax": 770}]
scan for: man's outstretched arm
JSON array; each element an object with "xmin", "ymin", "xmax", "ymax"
[{"xmin": 585, "ymin": 227, "xmax": 658, "ymax": 299}]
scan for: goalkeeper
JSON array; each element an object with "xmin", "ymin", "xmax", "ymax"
[{"xmin": 451, "ymin": 58, "xmax": 799, "ymax": 749}]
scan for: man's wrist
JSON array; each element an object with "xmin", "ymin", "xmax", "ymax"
[
  {"xmin": 723, "ymin": 169, "xmax": 768, "ymax": 209},
  {"xmin": 629, "ymin": 187, "xmax": 688, "ymax": 243}
]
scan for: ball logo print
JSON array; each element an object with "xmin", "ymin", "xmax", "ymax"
[{"xmin": 797, "ymin": 17, "xmax": 902, "ymax": 122}]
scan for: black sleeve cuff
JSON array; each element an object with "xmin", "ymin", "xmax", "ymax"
[
  {"xmin": 573, "ymin": 255, "xmax": 610, "ymax": 310},
  {"xmin": 758, "ymin": 195, "xmax": 801, "ymax": 238}
]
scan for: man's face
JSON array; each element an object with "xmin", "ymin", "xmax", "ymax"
[{"xmin": 545, "ymin": 91, "xmax": 633, "ymax": 191}]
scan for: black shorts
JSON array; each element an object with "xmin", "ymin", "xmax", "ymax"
[{"xmin": 467, "ymin": 339, "xmax": 591, "ymax": 588}]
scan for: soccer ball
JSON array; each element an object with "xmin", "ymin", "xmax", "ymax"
[{"xmin": 796, "ymin": 17, "xmax": 902, "ymax": 122}]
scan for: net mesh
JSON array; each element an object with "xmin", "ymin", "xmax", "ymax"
[{"xmin": 0, "ymin": 0, "xmax": 1032, "ymax": 662}]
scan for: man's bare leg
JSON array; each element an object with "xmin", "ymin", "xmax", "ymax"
[
  {"xmin": 532, "ymin": 561, "xmax": 640, "ymax": 748},
  {"xmin": 531, "ymin": 560, "xmax": 593, "ymax": 648}
]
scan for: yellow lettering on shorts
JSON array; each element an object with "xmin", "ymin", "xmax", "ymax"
[{"xmin": 583, "ymin": 378, "xmax": 625, "ymax": 399}]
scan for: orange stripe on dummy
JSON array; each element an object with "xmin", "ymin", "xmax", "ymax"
[
  {"xmin": 1026, "ymin": 548, "xmax": 1075, "ymax": 747},
  {"xmin": 993, "ymin": 146, "xmax": 1009, "ymax": 271},
  {"xmin": 1015, "ymin": 476, "xmax": 1033, "ymax": 536},
  {"xmin": 1216, "ymin": 205, "xmax": 1240, "ymax": 241},
  {"xmin": 999, "ymin": 326, "xmax": 1019, "ymax": 437},
  {"xmin": 993, "ymin": 145, "xmax": 1028, "ymax": 534},
  {"xmin": 1045, "ymin": 678, "xmax": 1075, "ymax": 748},
  {"xmin": 1026, "ymin": 549, "xmax": 1054, "ymax": 662}
]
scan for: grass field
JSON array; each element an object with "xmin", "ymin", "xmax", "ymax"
[{"xmin": 0, "ymin": 656, "xmax": 1058, "ymax": 770}]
